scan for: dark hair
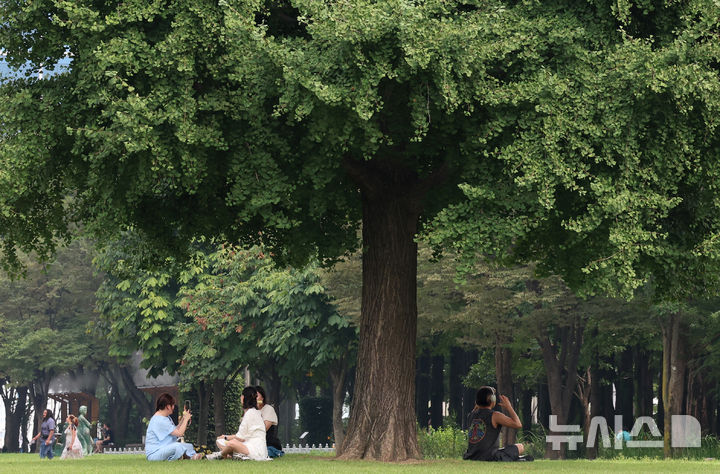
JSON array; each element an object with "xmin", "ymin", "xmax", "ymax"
[
  {"xmin": 242, "ymin": 387, "xmax": 258, "ymax": 410},
  {"xmin": 156, "ymin": 393, "xmax": 176, "ymax": 412},
  {"xmin": 476, "ymin": 386, "xmax": 496, "ymax": 407},
  {"xmin": 254, "ymin": 385, "xmax": 268, "ymax": 404},
  {"xmin": 43, "ymin": 409, "xmax": 53, "ymax": 421}
]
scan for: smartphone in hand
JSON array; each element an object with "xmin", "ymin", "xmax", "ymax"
[{"xmin": 184, "ymin": 400, "xmax": 191, "ymax": 426}]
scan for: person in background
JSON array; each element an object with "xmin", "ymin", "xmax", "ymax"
[
  {"xmin": 31, "ymin": 409, "xmax": 56, "ymax": 459},
  {"xmin": 254, "ymin": 385, "xmax": 284, "ymax": 458},
  {"xmin": 94, "ymin": 422, "xmax": 114, "ymax": 453},
  {"xmin": 144, "ymin": 393, "xmax": 203, "ymax": 461},
  {"xmin": 61, "ymin": 415, "xmax": 83, "ymax": 459}
]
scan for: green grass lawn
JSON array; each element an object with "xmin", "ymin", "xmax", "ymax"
[{"xmin": 1, "ymin": 453, "xmax": 720, "ymax": 473}]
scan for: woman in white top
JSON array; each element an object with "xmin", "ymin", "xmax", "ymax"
[
  {"xmin": 60, "ymin": 415, "xmax": 83, "ymax": 459},
  {"xmin": 216, "ymin": 387, "xmax": 268, "ymax": 460}
]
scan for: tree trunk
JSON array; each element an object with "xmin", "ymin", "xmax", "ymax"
[
  {"xmin": 520, "ymin": 389, "xmax": 532, "ymax": 435},
  {"xmin": 196, "ymin": 382, "xmax": 210, "ymax": 446},
  {"xmin": 2, "ymin": 385, "xmax": 28, "ymax": 452},
  {"xmin": 635, "ymin": 347, "xmax": 653, "ymax": 417},
  {"xmin": 495, "ymin": 343, "xmax": 516, "ymax": 446},
  {"xmin": 449, "ymin": 347, "xmax": 465, "ymax": 427},
  {"xmin": 118, "ymin": 366, "xmax": 153, "ymax": 419},
  {"xmin": 430, "ymin": 352, "xmax": 444, "ymax": 429},
  {"xmin": 538, "ymin": 383, "xmax": 550, "ymax": 430},
  {"xmin": 661, "ymin": 312, "xmax": 686, "ymax": 458},
  {"xmin": 616, "ymin": 347, "xmax": 634, "ymax": 430},
  {"xmin": 415, "ymin": 349, "xmax": 431, "ymax": 429},
  {"xmin": 213, "ymin": 379, "xmax": 225, "ymax": 439},
  {"xmin": 537, "ymin": 316, "xmax": 584, "ymax": 460},
  {"xmin": 338, "ymin": 184, "xmax": 422, "ymax": 461},
  {"xmin": 461, "ymin": 350, "xmax": 478, "ymax": 430},
  {"xmin": 329, "ymin": 358, "xmax": 348, "ymax": 450},
  {"xmin": 278, "ymin": 387, "xmax": 296, "ymax": 446}
]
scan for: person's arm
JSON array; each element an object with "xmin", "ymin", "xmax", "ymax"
[
  {"xmin": 170, "ymin": 409, "xmax": 191, "ymax": 437},
  {"xmin": 492, "ymin": 395, "xmax": 522, "ymax": 430},
  {"xmin": 71, "ymin": 428, "xmax": 77, "ymax": 451},
  {"xmin": 45, "ymin": 429, "xmax": 54, "ymax": 445}
]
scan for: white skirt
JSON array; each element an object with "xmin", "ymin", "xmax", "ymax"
[{"xmin": 217, "ymin": 436, "xmax": 268, "ymax": 460}]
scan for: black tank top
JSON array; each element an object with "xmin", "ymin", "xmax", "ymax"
[{"xmin": 463, "ymin": 408, "xmax": 500, "ymax": 460}]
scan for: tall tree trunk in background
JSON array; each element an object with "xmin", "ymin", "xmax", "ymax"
[
  {"xmin": 118, "ymin": 366, "xmax": 153, "ymax": 420},
  {"xmin": 538, "ymin": 383, "xmax": 550, "ymax": 431},
  {"xmin": 520, "ymin": 389, "xmax": 533, "ymax": 435},
  {"xmin": 329, "ymin": 357, "xmax": 349, "ymax": 450},
  {"xmin": 2, "ymin": 385, "xmax": 28, "ymax": 452},
  {"xmin": 662, "ymin": 313, "xmax": 687, "ymax": 458},
  {"xmin": 537, "ymin": 315, "xmax": 584, "ymax": 460},
  {"xmin": 576, "ymin": 368, "xmax": 592, "ymax": 459},
  {"xmin": 634, "ymin": 347, "xmax": 653, "ymax": 417},
  {"xmin": 196, "ymin": 382, "xmax": 212, "ymax": 446},
  {"xmin": 495, "ymin": 343, "xmax": 516, "ymax": 446},
  {"xmin": 616, "ymin": 347, "xmax": 634, "ymax": 430},
  {"xmin": 657, "ymin": 369, "xmax": 664, "ymax": 432},
  {"xmin": 279, "ymin": 387, "xmax": 296, "ymax": 446},
  {"xmin": 415, "ymin": 349, "xmax": 431, "ymax": 429},
  {"xmin": 449, "ymin": 347, "xmax": 465, "ymax": 427},
  {"xmin": 461, "ymin": 350, "xmax": 478, "ymax": 429},
  {"xmin": 213, "ymin": 379, "xmax": 225, "ymax": 440},
  {"xmin": 430, "ymin": 352, "xmax": 444, "ymax": 429},
  {"xmin": 338, "ymin": 165, "xmax": 425, "ymax": 461}
]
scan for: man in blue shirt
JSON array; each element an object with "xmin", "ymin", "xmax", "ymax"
[
  {"xmin": 31, "ymin": 409, "xmax": 56, "ymax": 459},
  {"xmin": 145, "ymin": 393, "xmax": 203, "ymax": 461}
]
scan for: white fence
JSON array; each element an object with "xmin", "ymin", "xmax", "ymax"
[{"xmin": 103, "ymin": 443, "xmax": 335, "ymax": 455}]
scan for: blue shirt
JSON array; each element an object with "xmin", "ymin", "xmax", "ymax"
[
  {"xmin": 41, "ymin": 418, "xmax": 56, "ymax": 438},
  {"xmin": 145, "ymin": 415, "xmax": 177, "ymax": 456}
]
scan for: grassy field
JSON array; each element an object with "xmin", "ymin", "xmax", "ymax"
[{"xmin": 1, "ymin": 453, "xmax": 720, "ymax": 473}]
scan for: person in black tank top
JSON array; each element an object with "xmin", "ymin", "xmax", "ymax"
[{"xmin": 463, "ymin": 386, "xmax": 533, "ymax": 462}]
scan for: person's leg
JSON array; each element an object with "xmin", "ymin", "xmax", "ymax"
[
  {"xmin": 38, "ymin": 442, "xmax": 47, "ymax": 458},
  {"xmin": 224, "ymin": 439, "xmax": 249, "ymax": 457},
  {"xmin": 146, "ymin": 444, "xmax": 186, "ymax": 461},
  {"xmin": 178, "ymin": 442, "xmax": 199, "ymax": 459},
  {"xmin": 46, "ymin": 442, "xmax": 54, "ymax": 459}
]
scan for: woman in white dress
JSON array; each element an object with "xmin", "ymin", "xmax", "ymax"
[
  {"xmin": 214, "ymin": 387, "xmax": 268, "ymax": 460},
  {"xmin": 61, "ymin": 415, "xmax": 83, "ymax": 459}
]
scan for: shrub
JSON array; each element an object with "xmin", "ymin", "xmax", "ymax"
[{"xmin": 418, "ymin": 425, "xmax": 467, "ymax": 459}]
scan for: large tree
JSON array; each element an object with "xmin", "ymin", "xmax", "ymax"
[{"xmin": 3, "ymin": 0, "xmax": 719, "ymax": 461}]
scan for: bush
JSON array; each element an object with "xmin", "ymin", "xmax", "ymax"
[{"xmin": 418, "ymin": 425, "xmax": 467, "ymax": 459}]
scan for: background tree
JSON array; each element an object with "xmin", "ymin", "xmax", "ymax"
[{"xmin": 0, "ymin": 239, "xmax": 102, "ymax": 451}]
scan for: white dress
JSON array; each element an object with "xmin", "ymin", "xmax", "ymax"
[
  {"xmin": 61, "ymin": 425, "xmax": 83, "ymax": 459},
  {"xmin": 236, "ymin": 408, "xmax": 268, "ymax": 460}
]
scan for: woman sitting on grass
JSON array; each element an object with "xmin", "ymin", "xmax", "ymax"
[
  {"xmin": 210, "ymin": 387, "xmax": 268, "ymax": 460},
  {"xmin": 144, "ymin": 393, "xmax": 203, "ymax": 461},
  {"xmin": 255, "ymin": 385, "xmax": 284, "ymax": 458}
]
